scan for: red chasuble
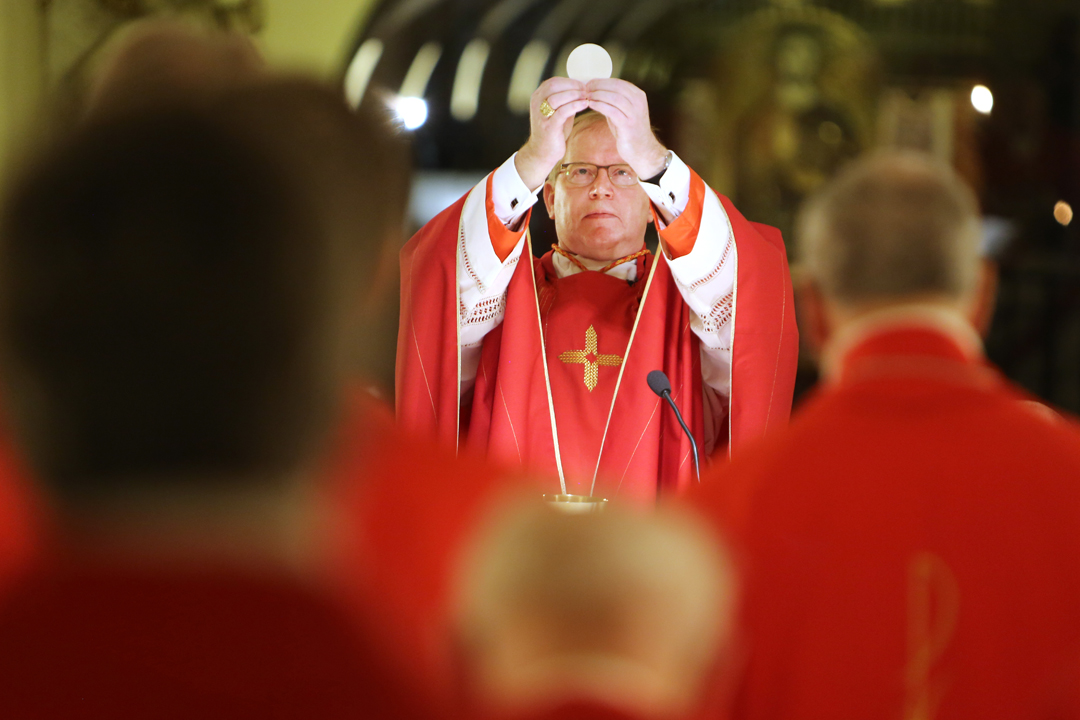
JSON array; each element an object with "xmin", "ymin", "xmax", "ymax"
[
  {"xmin": 690, "ymin": 326, "xmax": 1080, "ymax": 720},
  {"xmin": 397, "ymin": 175, "xmax": 797, "ymax": 502},
  {"xmin": 536, "ymin": 252, "xmax": 651, "ymax": 492},
  {"xmin": 321, "ymin": 388, "xmax": 519, "ymax": 697}
]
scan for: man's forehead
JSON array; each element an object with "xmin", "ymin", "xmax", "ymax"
[{"xmin": 564, "ymin": 118, "xmax": 624, "ymax": 164}]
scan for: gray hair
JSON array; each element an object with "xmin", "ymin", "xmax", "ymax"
[{"xmin": 797, "ymin": 151, "xmax": 982, "ymax": 305}]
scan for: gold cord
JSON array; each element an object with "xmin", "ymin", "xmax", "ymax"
[{"xmin": 550, "ymin": 244, "xmax": 650, "ymax": 274}]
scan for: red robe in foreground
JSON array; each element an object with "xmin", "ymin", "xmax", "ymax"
[
  {"xmin": 690, "ymin": 323, "xmax": 1080, "ymax": 720},
  {"xmin": 323, "ymin": 389, "xmax": 522, "ymax": 697},
  {"xmin": 0, "ymin": 552, "xmax": 436, "ymax": 719},
  {"xmin": 0, "ymin": 384, "xmax": 511, "ymax": 706},
  {"xmin": 397, "ymin": 172, "xmax": 797, "ymax": 501},
  {"xmin": 0, "ymin": 411, "xmax": 42, "ymax": 592}
]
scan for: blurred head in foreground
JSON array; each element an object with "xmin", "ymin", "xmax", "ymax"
[
  {"xmin": 796, "ymin": 151, "xmax": 995, "ymax": 375},
  {"xmin": 453, "ymin": 502, "xmax": 737, "ymax": 719},
  {"xmin": 80, "ymin": 16, "xmax": 412, "ymax": 395},
  {"xmin": 0, "ymin": 80, "xmax": 401, "ymax": 566},
  {"xmin": 85, "ymin": 17, "xmax": 266, "ymax": 118}
]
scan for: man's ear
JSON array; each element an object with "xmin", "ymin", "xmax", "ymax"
[
  {"xmin": 796, "ymin": 278, "xmax": 833, "ymax": 360},
  {"xmin": 968, "ymin": 259, "xmax": 999, "ymax": 338},
  {"xmin": 543, "ymin": 181, "xmax": 556, "ymax": 220}
]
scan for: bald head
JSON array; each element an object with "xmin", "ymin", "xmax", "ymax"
[
  {"xmin": 87, "ymin": 19, "xmax": 265, "ymax": 118},
  {"xmin": 454, "ymin": 502, "xmax": 736, "ymax": 715},
  {"xmin": 798, "ymin": 151, "xmax": 982, "ymax": 308}
]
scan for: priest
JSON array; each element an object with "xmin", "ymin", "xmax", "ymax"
[
  {"xmin": 398, "ymin": 75, "xmax": 797, "ymax": 502},
  {"xmin": 690, "ymin": 152, "xmax": 1080, "ymax": 720}
]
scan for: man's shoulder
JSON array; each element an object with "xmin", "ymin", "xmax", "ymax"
[
  {"xmin": 689, "ymin": 375, "xmax": 1080, "ymax": 535},
  {"xmin": 819, "ymin": 371, "xmax": 1080, "ymax": 458}
]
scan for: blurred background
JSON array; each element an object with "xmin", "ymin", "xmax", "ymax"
[{"xmin": 1, "ymin": 0, "xmax": 1078, "ymax": 410}]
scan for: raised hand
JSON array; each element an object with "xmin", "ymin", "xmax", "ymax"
[
  {"xmin": 514, "ymin": 77, "xmax": 589, "ymax": 191},
  {"xmin": 585, "ymin": 78, "xmax": 668, "ymax": 180}
]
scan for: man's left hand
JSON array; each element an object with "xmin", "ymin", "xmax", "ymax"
[{"xmin": 585, "ymin": 78, "xmax": 668, "ymax": 180}]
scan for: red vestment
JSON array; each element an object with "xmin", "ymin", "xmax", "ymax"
[
  {"xmin": 323, "ymin": 389, "xmax": 518, "ymax": 696},
  {"xmin": 397, "ymin": 172, "xmax": 797, "ymax": 501},
  {"xmin": 0, "ymin": 434, "xmax": 39, "ymax": 590},
  {"xmin": 0, "ymin": 388, "xmax": 501, "ymax": 713},
  {"xmin": 691, "ymin": 325, "xmax": 1080, "ymax": 720},
  {"xmin": 0, "ymin": 553, "xmax": 436, "ymax": 719}
]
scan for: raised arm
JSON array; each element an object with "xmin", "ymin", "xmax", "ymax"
[{"xmin": 458, "ymin": 79, "xmax": 589, "ymax": 393}]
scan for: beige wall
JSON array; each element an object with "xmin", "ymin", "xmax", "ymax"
[
  {"xmin": 0, "ymin": 0, "xmax": 382, "ymax": 186},
  {"xmin": 0, "ymin": 1, "xmax": 45, "ymax": 189},
  {"xmin": 259, "ymin": 0, "xmax": 380, "ymax": 77}
]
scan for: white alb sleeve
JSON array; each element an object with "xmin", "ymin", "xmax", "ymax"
[
  {"xmin": 458, "ymin": 155, "xmax": 539, "ymax": 392},
  {"xmin": 639, "ymin": 152, "xmax": 692, "ymax": 227}
]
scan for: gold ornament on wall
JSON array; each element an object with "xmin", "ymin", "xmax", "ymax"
[{"xmin": 673, "ymin": 5, "xmax": 880, "ymax": 258}]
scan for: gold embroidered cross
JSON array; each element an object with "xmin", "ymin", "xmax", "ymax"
[{"xmin": 558, "ymin": 325, "xmax": 623, "ymax": 392}]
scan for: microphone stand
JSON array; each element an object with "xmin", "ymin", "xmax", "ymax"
[
  {"xmin": 646, "ymin": 370, "xmax": 701, "ymax": 495},
  {"xmin": 660, "ymin": 389, "xmax": 700, "ymax": 484}
]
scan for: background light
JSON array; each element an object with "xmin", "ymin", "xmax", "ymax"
[
  {"xmin": 508, "ymin": 40, "xmax": 551, "ymax": 114},
  {"xmin": 451, "ymin": 38, "xmax": 490, "ymax": 122},
  {"xmin": 971, "ymin": 85, "xmax": 993, "ymax": 115},
  {"xmin": 392, "ymin": 96, "xmax": 429, "ymax": 130},
  {"xmin": 1055, "ymin": 201, "xmax": 1073, "ymax": 226},
  {"xmin": 344, "ymin": 39, "xmax": 383, "ymax": 109}
]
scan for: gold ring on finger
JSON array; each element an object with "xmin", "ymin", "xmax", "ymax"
[{"xmin": 540, "ymin": 99, "xmax": 556, "ymax": 118}]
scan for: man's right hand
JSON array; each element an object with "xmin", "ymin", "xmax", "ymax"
[{"xmin": 514, "ymin": 78, "xmax": 588, "ymax": 191}]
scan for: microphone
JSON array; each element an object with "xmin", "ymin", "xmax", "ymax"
[{"xmin": 646, "ymin": 370, "xmax": 700, "ymax": 485}]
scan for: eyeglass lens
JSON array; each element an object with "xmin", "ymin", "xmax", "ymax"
[{"xmin": 563, "ymin": 163, "xmax": 638, "ymax": 186}]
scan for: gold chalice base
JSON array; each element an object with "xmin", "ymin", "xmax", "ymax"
[{"xmin": 542, "ymin": 494, "xmax": 608, "ymax": 513}]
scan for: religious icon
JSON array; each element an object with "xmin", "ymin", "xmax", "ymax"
[{"xmin": 674, "ymin": 6, "xmax": 879, "ymax": 259}]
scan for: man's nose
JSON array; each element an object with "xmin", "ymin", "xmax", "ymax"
[{"xmin": 588, "ymin": 170, "xmax": 615, "ymax": 198}]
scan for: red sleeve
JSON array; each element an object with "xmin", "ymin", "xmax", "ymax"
[
  {"xmin": 396, "ymin": 195, "xmax": 468, "ymax": 446},
  {"xmin": 721, "ymin": 198, "xmax": 800, "ymax": 451}
]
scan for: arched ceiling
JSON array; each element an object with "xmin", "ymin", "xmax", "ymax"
[{"xmin": 339, "ymin": 0, "xmax": 1057, "ymax": 170}]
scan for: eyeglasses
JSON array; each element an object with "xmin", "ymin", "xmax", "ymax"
[{"xmin": 559, "ymin": 162, "xmax": 639, "ymax": 187}]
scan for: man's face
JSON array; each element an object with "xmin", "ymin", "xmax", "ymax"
[{"xmin": 543, "ymin": 118, "xmax": 652, "ymax": 263}]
